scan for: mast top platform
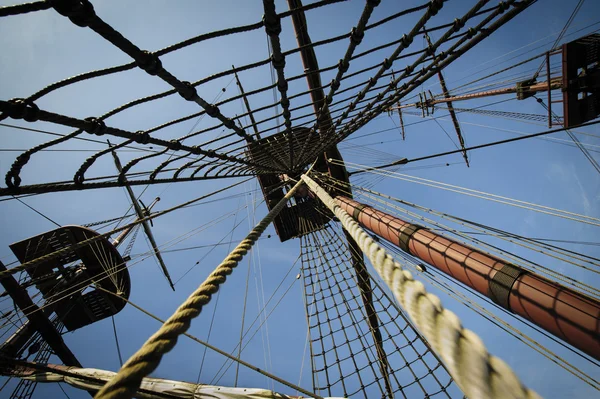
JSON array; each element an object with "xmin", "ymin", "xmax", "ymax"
[
  {"xmin": 9, "ymin": 225, "xmax": 131, "ymax": 331},
  {"xmin": 246, "ymin": 127, "xmax": 333, "ymax": 242}
]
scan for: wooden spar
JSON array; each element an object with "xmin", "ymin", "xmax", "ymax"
[
  {"xmin": 333, "ymin": 196, "xmax": 600, "ymax": 361},
  {"xmin": 390, "ymin": 71, "xmax": 406, "ymax": 140},
  {"xmin": 286, "ymin": 0, "xmax": 348, "ymax": 178},
  {"xmin": 233, "ymin": 65, "xmax": 261, "ymax": 141},
  {"xmin": 546, "ymin": 51, "xmax": 552, "ymax": 128},
  {"xmin": 1, "ymin": 359, "xmax": 310, "ymax": 399},
  {"xmin": 424, "ymin": 32, "xmax": 469, "ymax": 166},
  {"xmin": 0, "ymin": 320, "xmax": 37, "ymax": 358},
  {"xmin": 390, "ymin": 78, "xmax": 563, "ymax": 110},
  {"xmin": 110, "ymin": 147, "xmax": 175, "ymax": 291},
  {"xmin": 286, "ymin": 1, "xmax": 393, "ymax": 396},
  {"xmin": 0, "ymin": 261, "xmax": 82, "ymax": 367},
  {"xmin": 111, "ymin": 223, "xmax": 137, "ymax": 248}
]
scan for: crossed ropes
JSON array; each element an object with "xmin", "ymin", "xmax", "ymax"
[{"xmin": 0, "ymin": 0, "xmax": 536, "ymax": 398}]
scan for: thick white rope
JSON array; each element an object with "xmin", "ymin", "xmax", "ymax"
[
  {"xmin": 95, "ymin": 179, "xmax": 313, "ymax": 399},
  {"xmin": 301, "ymin": 173, "xmax": 542, "ymax": 399}
]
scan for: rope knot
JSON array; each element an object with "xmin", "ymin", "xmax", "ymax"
[
  {"xmin": 350, "ymin": 27, "xmax": 364, "ymax": 45},
  {"xmin": 83, "ymin": 117, "xmax": 106, "ymax": 135},
  {"xmin": 134, "ymin": 130, "xmax": 150, "ymax": 144},
  {"xmin": 49, "ymin": 0, "xmax": 95, "ymax": 27},
  {"xmin": 205, "ymin": 104, "xmax": 219, "ymax": 117},
  {"xmin": 498, "ymin": 1, "xmax": 509, "ymax": 13},
  {"xmin": 3, "ymin": 98, "xmax": 39, "ymax": 121},
  {"xmin": 5, "ymin": 172, "xmax": 21, "ymax": 189},
  {"xmin": 401, "ymin": 34, "xmax": 413, "ymax": 47},
  {"xmin": 15, "ymin": 153, "xmax": 31, "ymax": 166},
  {"xmin": 382, "ymin": 58, "xmax": 393, "ymax": 70},
  {"xmin": 277, "ymin": 78, "xmax": 288, "ymax": 92},
  {"xmin": 271, "ymin": 52, "xmax": 286, "ymax": 70},
  {"xmin": 338, "ymin": 58, "xmax": 350, "ymax": 74},
  {"xmin": 428, "ymin": 0, "xmax": 443, "ymax": 16},
  {"xmin": 453, "ymin": 18, "xmax": 465, "ymax": 30},
  {"xmin": 223, "ymin": 119, "xmax": 236, "ymax": 130},
  {"xmin": 169, "ymin": 139, "xmax": 182, "ymax": 151},
  {"xmin": 5, "ymin": 151, "xmax": 31, "ymax": 188},
  {"xmin": 331, "ymin": 78, "xmax": 340, "ymax": 91},
  {"xmin": 177, "ymin": 81, "xmax": 197, "ymax": 101},
  {"xmin": 136, "ymin": 51, "xmax": 163, "ymax": 76},
  {"xmin": 263, "ymin": 13, "xmax": 282, "ymax": 36},
  {"xmin": 74, "ymin": 157, "xmax": 95, "ymax": 185}
]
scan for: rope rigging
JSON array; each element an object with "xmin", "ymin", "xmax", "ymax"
[
  {"xmin": 0, "ymin": 196, "xmax": 257, "ymax": 333},
  {"xmin": 345, "ymin": 119, "xmax": 600, "ymax": 174},
  {"xmin": 421, "ymin": 17, "xmax": 600, "ymax": 96},
  {"xmin": 0, "ymin": 0, "xmax": 538, "ymax": 195},
  {"xmin": 0, "ymin": 1, "xmax": 598, "ymax": 398},
  {"xmin": 314, "ymin": 172, "xmax": 600, "ymax": 358},
  {"xmin": 333, "ymin": 176, "xmax": 600, "ymax": 265},
  {"xmin": 335, "ymin": 161, "xmax": 600, "ymax": 227},
  {"xmin": 11, "ymin": 196, "xmax": 60, "ymax": 228},
  {"xmin": 333, "ymin": 179, "xmax": 600, "ymax": 292},
  {"xmin": 195, "ymin": 200, "xmax": 244, "ymax": 383},
  {"xmin": 1, "ymin": 189, "xmax": 268, "ymax": 330},
  {"xmin": 301, "ymin": 173, "xmax": 541, "ymax": 399},
  {"xmin": 316, "ymin": 171, "xmax": 600, "ymax": 329},
  {"xmin": 377, "ymin": 238, "xmax": 600, "ymax": 389},
  {"xmin": 533, "ymin": 96, "xmax": 600, "ymax": 175},
  {"xmin": 532, "ymin": 0, "xmax": 586, "ymax": 80},
  {"xmin": 299, "ymin": 220, "xmax": 458, "ymax": 398},
  {"xmin": 94, "ymin": 178, "xmax": 306, "ymax": 399},
  {"xmin": 0, "ymin": 179, "xmax": 251, "ymax": 280},
  {"xmin": 208, "ymin": 256, "xmax": 302, "ymax": 387}
]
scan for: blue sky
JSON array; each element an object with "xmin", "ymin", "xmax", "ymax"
[{"xmin": 0, "ymin": 0, "xmax": 599, "ymax": 398}]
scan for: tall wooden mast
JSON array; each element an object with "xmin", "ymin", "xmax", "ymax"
[{"xmin": 286, "ymin": 1, "xmax": 393, "ymax": 396}]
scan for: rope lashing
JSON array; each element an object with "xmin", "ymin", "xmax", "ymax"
[
  {"xmin": 300, "ymin": 173, "xmax": 541, "ymax": 399},
  {"xmin": 94, "ymin": 178, "xmax": 306, "ymax": 399}
]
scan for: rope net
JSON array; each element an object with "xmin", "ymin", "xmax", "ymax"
[{"xmin": 300, "ymin": 218, "xmax": 461, "ymax": 398}]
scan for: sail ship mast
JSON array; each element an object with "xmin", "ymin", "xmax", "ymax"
[{"xmin": 0, "ymin": 0, "xmax": 599, "ymax": 398}]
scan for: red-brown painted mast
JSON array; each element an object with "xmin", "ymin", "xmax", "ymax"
[{"xmin": 334, "ymin": 195, "xmax": 600, "ymax": 360}]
